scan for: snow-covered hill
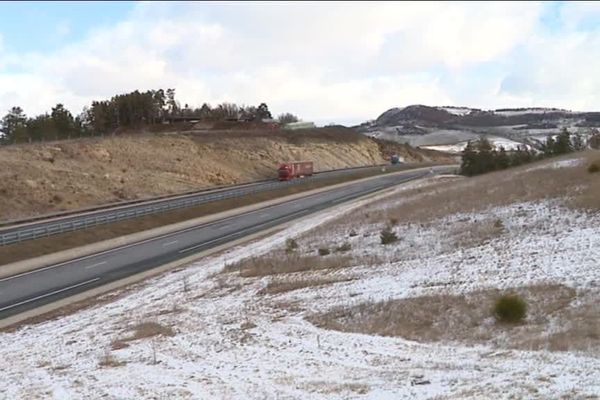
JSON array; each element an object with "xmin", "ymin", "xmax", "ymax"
[
  {"xmin": 0, "ymin": 152, "xmax": 598, "ymax": 399},
  {"xmin": 355, "ymin": 105, "xmax": 600, "ymax": 154}
]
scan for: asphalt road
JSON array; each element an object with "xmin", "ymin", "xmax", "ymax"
[
  {"xmin": 0, "ymin": 167, "xmax": 446, "ymax": 320},
  {"xmin": 0, "ymin": 163, "xmax": 408, "ymax": 246}
]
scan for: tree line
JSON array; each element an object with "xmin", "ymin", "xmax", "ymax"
[
  {"xmin": 459, "ymin": 128, "xmax": 594, "ymax": 176},
  {"xmin": 0, "ymin": 88, "xmax": 300, "ymax": 145}
]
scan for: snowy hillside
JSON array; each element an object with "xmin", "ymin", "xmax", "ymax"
[
  {"xmin": 0, "ymin": 152, "xmax": 598, "ymax": 399},
  {"xmin": 436, "ymin": 106, "xmax": 477, "ymax": 116},
  {"xmin": 354, "ymin": 105, "xmax": 600, "ymax": 153}
]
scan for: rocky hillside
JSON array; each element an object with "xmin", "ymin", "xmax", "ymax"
[
  {"xmin": 356, "ymin": 105, "xmax": 600, "ymax": 153},
  {"xmin": 0, "ymin": 126, "xmax": 452, "ymax": 221}
]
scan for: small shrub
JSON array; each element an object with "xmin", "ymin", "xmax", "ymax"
[
  {"xmin": 318, "ymin": 247, "xmax": 331, "ymax": 256},
  {"xmin": 380, "ymin": 226, "xmax": 398, "ymax": 245},
  {"xmin": 348, "ymin": 230, "xmax": 358, "ymax": 237},
  {"xmin": 336, "ymin": 242, "xmax": 352, "ymax": 253},
  {"xmin": 494, "ymin": 294, "xmax": 527, "ymax": 323},
  {"xmin": 588, "ymin": 162, "xmax": 600, "ymax": 173},
  {"xmin": 494, "ymin": 219, "xmax": 504, "ymax": 229},
  {"xmin": 389, "ymin": 218, "xmax": 398, "ymax": 226},
  {"xmin": 285, "ymin": 238, "xmax": 298, "ymax": 253}
]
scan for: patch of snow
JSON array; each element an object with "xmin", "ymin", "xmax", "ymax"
[
  {"xmin": 422, "ymin": 137, "xmax": 529, "ymax": 154},
  {"xmin": 494, "ymin": 108, "xmax": 572, "ymax": 116},
  {"xmin": 0, "ymin": 178, "xmax": 598, "ymax": 399},
  {"xmin": 437, "ymin": 107, "xmax": 473, "ymax": 116},
  {"xmin": 525, "ymin": 158, "xmax": 585, "ymax": 172}
]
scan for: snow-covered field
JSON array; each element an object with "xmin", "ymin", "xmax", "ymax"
[
  {"xmin": 0, "ymin": 176, "xmax": 599, "ymax": 399},
  {"xmin": 525, "ymin": 157, "xmax": 585, "ymax": 172},
  {"xmin": 436, "ymin": 106, "xmax": 474, "ymax": 116},
  {"xmin": 493, "ymin": 108, "xmax": 572, "ymax": 116},
  {"xmin": 422, "ymin": 136, "xmax": 528, "ymax": 154}
]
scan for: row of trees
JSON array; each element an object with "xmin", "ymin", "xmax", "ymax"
[
  {"xmin": 0, "ymin": 104, "xmax": 84, "ymax": 144},
  {"xmin": 0, "ymin": 88, "xmax": 300, "ymax": 144},
  {"xmin": 459, "ymin": 128, "xmax": 591, "ymax": 176}
]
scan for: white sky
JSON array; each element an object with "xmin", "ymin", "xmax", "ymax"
[{"xmin": 1, "ymin": 1, "xmax": 599, "ymax": 125}]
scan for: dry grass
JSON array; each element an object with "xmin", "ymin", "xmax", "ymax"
[
  {"xmin": 259, "ymin": 277, "xmax": 354, "ymax": 295},
  {"xmin": 0, "ymin": 165, "xmax": 423, "ymax": 266},
  {"xmin": 130, "ymin": 321, "xmax": 175, "ymax": 340},
  {"xmin": 98, "ymin": 350, "xmax": 126, "ymax": 368},
  {"xmin": 310, "ymin": 284, "xmax": 599, "ymax": 353},
  {"xmin": 446, "ymin": 216, "xmax": 506, "ymax": 248},
  {"xmin": 227, "ymin": 253, "xmax": 377, "ymax": 277},
  {"xmin": 347, "ymin": 150, "xmax": 600, "ymax": 228},
  {"xmin": 111, "ymin": 321, "xmax": 175, "ymax": 350},
  {"xmin": 297, "ymin": 381, "xmax": 370, "ymax": 395}
]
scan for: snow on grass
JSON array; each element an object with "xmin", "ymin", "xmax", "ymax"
[
  {"xmin": 493, "ymin": 108, "xmax": 572, "ymax": 116},
  {"xmin": 422, "ymin": 137, "xmax": 527, "ymax": 154},
  {"xmin": 437, "ymin": 107, "xmax": 474, "ymax": 116},
  {"xmin": 525, "ymin": 157, "xmax": 585, "ymax": 172},
  {"xmin": 0, "ymin": 177, "xmax": 598, "ymax": 399}
]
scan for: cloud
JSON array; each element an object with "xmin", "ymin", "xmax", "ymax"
[
  {"xmin": 55, "ymin": 21, "xmax": 72, "ymax": 38},
  {"xmin": 2, "ymin": 2, "xmax": 600, "ymax": 124}
]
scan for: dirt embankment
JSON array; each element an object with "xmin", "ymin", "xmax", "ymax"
[{"xmin": 0, "ymin": 126, "xmax": 453, "ymax": 220}]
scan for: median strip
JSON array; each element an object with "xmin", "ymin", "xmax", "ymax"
[{"xmin": 0, "ymin": 164, "xmax": 440, "ymax": 266}]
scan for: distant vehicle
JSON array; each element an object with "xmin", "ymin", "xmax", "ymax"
[
  {"xmin": 278, "ymin": 161, "xmax": 314, "ymax": 181},
  {"xmin": 390, "ymin": 154, "xmax": 401, "ymax": 164}
]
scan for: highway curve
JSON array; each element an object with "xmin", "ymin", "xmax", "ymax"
[{"xmin": 0, "ymin": 167, "xmax": 451, "ymax": 321}]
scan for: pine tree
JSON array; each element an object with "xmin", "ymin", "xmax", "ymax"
[
  {"xmin": 459, "ymin": 140, "xmax": 478, "ymax": 176},
  {"xmin": 554, "ymin": 128, "xmax": 573, "ymax": 155},
  {"xmin": 257, "ymin": 103, "xmax": 272, "ymax": 120},
  {"xmin": 51, "ymin": 103, "xmax": 76, "ymax": 139},
  {"xmin": 572, "ymin": 132, "xmax": 585, "ymax": 151},
  {"xmin": 475, "ymin": 136, "xmax": 494, "ymax": 174},
  {"xmin": 496, "ymin": 147, "xmax": 510, "ymax": 170},
  {"xmin": 1, "ymin": 106, "xmax": 28, "ymax": 143}
]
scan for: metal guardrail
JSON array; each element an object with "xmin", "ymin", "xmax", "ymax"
[{"xmin": 0, "ymin": 164, "xmax": 401, "ymax": 247}]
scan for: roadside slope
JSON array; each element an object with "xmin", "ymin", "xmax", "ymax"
[
  {"xmin": 0, "ymin": 127, "xmax": 453, "ymax": 220},
  {"xmin": 0, "ymin": 151, "xmax": 598, "ymax": 399}
]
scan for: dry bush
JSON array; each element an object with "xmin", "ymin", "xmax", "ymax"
[
  {"xmin": 335, "ymin": 242, "xmax": 352, "ymax": 253},
  {"xmin": 589, "ymin": 162, "xmax": 600, "ymax": 173},
  {"xmin": 380, "ymin": 226, "xmax": 398, "ymax": 245},
  {"xmin": 494, "ymin": 294, "xmax": 527, "ymax": 323},
  {"xmin": 310, "ymin": 284, "xmax": 599, "ymax": 353},
  {"xmin": 111, "ymin": 321, "xmax": 175, "ymax": 350},
  {"xmin": 285, "ymin": 238, "xmax": 299, "ymax": 253},
  {"xmin": 130, "ymin": 321, "xmax": 175, "ymax": 340},
  {"xmin": 318, "ymin": 247, "xmax": 331, "ymax": 256},
  {"xmin": 98, "ymin": 350, "xmax": 126, "ymax": 368}
]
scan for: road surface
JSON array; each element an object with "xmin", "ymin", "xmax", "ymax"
[{"xmin": 0, "ymin": 167, "xmax": 449, "ymax": 321}]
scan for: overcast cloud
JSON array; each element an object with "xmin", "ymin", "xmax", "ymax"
[{"xmin": 0, "ymin": 1, "xmax": 599, "ymax": 125}]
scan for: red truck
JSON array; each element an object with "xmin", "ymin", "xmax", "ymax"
[{"xmin": 278, "ymin": 161, "xmax": 314, "ymax": 181}]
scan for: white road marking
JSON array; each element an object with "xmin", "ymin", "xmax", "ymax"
[
  {"xmin": 179, "ymin": 209, "xmax": 307, "ymax": 254},
  {"xmin": 0, "ymin": 278, "xmax": 100, "ymax": 312},
  {"xmin": 84, "ymin": 261, "xmax": 107, "ymax": 269},
  {"xmin": 0, "ymin": 170, "xmax": 434, "ymax": 283},
  {"xmin": 0, "ymin": 262, "xmax": 70, "ymax": 283},
  {"xmin": 162, "ymin": 240, "xmax": 178, "ymax": 247}
]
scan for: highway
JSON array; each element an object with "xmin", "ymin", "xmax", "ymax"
[
  {"xmin": 0, "ymin": 163, "xmax": 412, "ymax": 246},
  {"xmin": 0, "ymin": 167, "xmax": 448, "ymax": 321}
]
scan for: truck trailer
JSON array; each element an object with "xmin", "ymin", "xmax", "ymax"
[{"xmin": 278, "ymin": 161, "xmax": 314, "ymax": 181}]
